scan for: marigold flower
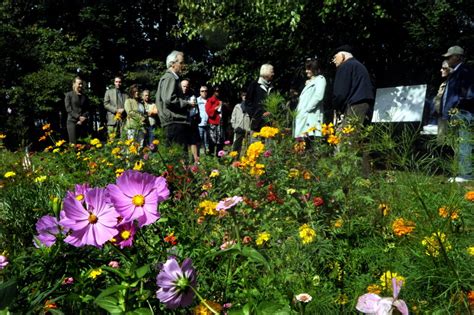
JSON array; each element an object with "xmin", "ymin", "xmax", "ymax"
[
  {"xmin": 327, "ymin": 134, "xmax": 341, "ymax": 145},
  {"xmin": 303, "ymin": 171, "xmax": 311, "ymax": 180},
  {"xmin": 90, "ymin": 138, "xmax": 101, "ymax": 146},
  {"xmin": 198, "ymin": 200, "xmax": 219, "ymax": 216},
  {"xmin": 156, "ymin": 257, "xmax": 197, "ymax": 309},
  {"xmin": 256, "ymin": 232, "xmax": 271, "ymax": 246},
  {"xmin": 392, "ymin": 218, "xmax": 415, "ymax": 237},
  {"xmin": 246, "ymin": 141, "xmax": 265, "ymax": 158},
  {"xmin": 250, "ymin": 163, "xmax": 265, "ymax": 176},
  {"xmin": 164, "ymin": 232, "xmax": 178, "ymax": 245},
  {"xmin": 88, "ymin": 268, "xmax": 103, "ymax": 279},
  {"xmin": 333, "ymin": 218, "xmax": 344, "ymax": 228},
  {"xmin": 229, "ymin": 151, "xmax": 238, "ymax": 158},
  {"xmin": 4, "ymin": 171, "xmax": 16, "ymax": 178},
  {"xmin": 367, "ymin": 284, "xmax": 382, "ymax": 295},
  {"xmin": 193, "ymin": 300, "xmax": 223, "ymax": 315},
  {"xmin": 321, "ymin": 123, "xmax": 335, "ymax": 136},
  {"xmin": 421, "ymin": 232, "xmax": 452, "ymax": 257},
  {"xmin": 464, "ymin": 191, "xmax": 474, "ymax": 202},
  {"xmin": 468, "ymin": 291, "xmax": 474, "ymax": 307},
  {"xmin": 438, "ymin": 206, "xmax": 459, "ymax": 220},
  {"xmin": 299, "ymin": 224, "xmax": 316, "ymax": 244},
  {"xmin": 295, "ymin": 293, "xmax": 313, "ymax": 303},
  {"xmin": 293, "ymin": 141, "xmax": 306, "ymax": 153},
  {"xmin": 255, "ymin": 126, "xmax": 280, "ymax": 138}
]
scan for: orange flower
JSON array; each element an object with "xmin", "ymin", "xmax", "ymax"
[
  {"xmin": 392, "ymin": 218, "xmax": 416, "ymax": 237},
  {"xmin": 367, "ymin": 284, "xmax": 382, "ymax": 295},
  {"xmin": 164, "ymin": 232, "xmax": 178, "ymax": 245},
  {"xmin": 465, "ymin": 191, "xmax": 474, "ymax": 202},
  {"xmin": 468, "ymin": 290, "xmax": 474, "ymax": 306},
  {"xmin": 438, "ymin": 206, "xmax": 459, "ymax": 220}
]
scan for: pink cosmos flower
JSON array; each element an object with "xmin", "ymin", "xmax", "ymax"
[
  {"xmin": 0, "ymin": 255, "xmax": 8, "ymax": 269},
  {"xmin": 108, "ymin": 261, "xmax": 120, "ymax": 268},
  {"xmin": 115, "ymin": 222, "xmax": 136, "ymax": 248},
  {"xmin": 216, "ymin": 196, "xmax": 243, "ymax": 211},
  {"xmin": 60, "ymin": 187, "xmax": 120, "ymax": 248},
  {"xmin": 156, "ymin": 257, "xmax": 197, "ymax": 309},
  {"xmin": 356, "ymin": 278, "xmax": 409, "ymax": 315},
  {"xmin": 224, "ymin": 140, "xmax": 231, "ymax": 145},
  {"xmin": 107, "ymin": 170, "xmax": 170, "ymax": 227},
  {"xmin": 34, "ymin": 215, "xmax": 62, "ymax": 247}
]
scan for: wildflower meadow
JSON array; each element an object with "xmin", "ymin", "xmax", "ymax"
[{"xmin": 0, "ymin": 110, "xmax": 473, "ymax": 314}]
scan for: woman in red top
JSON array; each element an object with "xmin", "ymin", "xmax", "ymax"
[{"xmin": 205, "ymin": 87, "xmax": 225, "ymax": 156}]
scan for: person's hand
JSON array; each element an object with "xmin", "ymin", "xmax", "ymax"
[
  {"xmin": 263, "ymin": 111, "xmax": 271, "ymax": 117},
  {"xmin": 79, "ymin": 116, "xmax": 86, "ymax": 122},
  {"xmin": 118, "ymin": 108, "xmax": 124, "ymax": 113}
]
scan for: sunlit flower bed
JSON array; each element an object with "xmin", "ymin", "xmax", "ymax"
[{"xmin": 0, "ymin": 123, "xmax": 473, "ymax": 314}]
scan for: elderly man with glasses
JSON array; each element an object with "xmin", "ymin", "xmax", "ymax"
[{"xmin": 197, "ymin": 85, "xmax": 210, "ymax": 154}]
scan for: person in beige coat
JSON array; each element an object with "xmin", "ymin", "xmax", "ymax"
[{"xmin": 104, "ymin": 76, "xmax": 128, "ymax": 138}]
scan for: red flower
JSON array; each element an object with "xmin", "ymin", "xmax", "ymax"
[
  {"xmin": 313, "ymin": 197, "xmax": 324, "ymax": 207},
  {"xmin": 164, "ymin": 232, "xmax": 178, "ymax": 245}
]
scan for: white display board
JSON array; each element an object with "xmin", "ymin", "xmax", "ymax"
[{"xmin": 372, "ymin": 84, "xmax": 427, "ymax": 122}]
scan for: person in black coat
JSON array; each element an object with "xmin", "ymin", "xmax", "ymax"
[
  {"xmin": 65, "ymin": 76, "xmax": 89, "ymax": 144},
  {"xmin": 244, "ymin": 64, "xmax": 274, "ymax": 132}
]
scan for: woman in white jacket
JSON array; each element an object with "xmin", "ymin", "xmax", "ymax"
[{"xmin": 293, "ymin": 58, "xmax": 326, "ymax": 138}]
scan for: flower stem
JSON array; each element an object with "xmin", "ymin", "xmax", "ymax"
[{"xmin": 190, "ymin": 286, "xmax": 219, "ymax": 314}]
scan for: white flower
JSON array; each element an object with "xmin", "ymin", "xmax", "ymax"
[{"xmin": 295, "ymin": 293, "xmax": 312, "ymax": 303}]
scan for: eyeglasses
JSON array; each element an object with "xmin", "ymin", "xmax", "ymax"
[{"xmin": 200, "ymin": 90, "xmax": 208, "ymax": 92}]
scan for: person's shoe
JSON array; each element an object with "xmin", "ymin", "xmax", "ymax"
[{"xmin": 448, "ymin": 176, "xmax": 472, "ymax": 183}]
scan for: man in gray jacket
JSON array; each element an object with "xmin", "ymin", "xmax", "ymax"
[
  {"xmin": 104, "ymin": 76, "xmax": 128, "ymax": 138},
  {"xmin": 156, "ymin": 50, "xmax": 196, "ymax": 148}
]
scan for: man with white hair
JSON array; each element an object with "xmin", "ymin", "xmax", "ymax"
[
  {"xmin": 244, "ymin": 63, "xmax": 274, "ymax": 132},
  {"xmin": 155, "ymin": 50, "xmax": 196, "ymax": 148},
  {"xmin": 441, "ymin": 45, "xmax": 474, "ymax": 182},
  {"xmin": 332, "ymin": 45, "xmax": 374, "ymax": 126}
]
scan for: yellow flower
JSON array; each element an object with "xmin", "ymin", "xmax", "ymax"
[
  {"xmin": 4, "ymin": 171, "xmax": 16, "ymax": 178},
  {"xmin": 286, "ymin": 188, "xmax": 296, "ymax": 195},
  {"xmin": 367, "ymin": 284, "xmax": 382, "ymax": 295},
  {"xmin": 246, "ymin": 141, "xmax": 265, "ymax": 159},
  {"xmin": 133, "ymin": 160, "xmax": 144, "ymax": 171},
  {"xmin": 209, "ymin": 170, "xmax": 220, "ymax": 178},
  {"xmin": 438, "ymin": 206, "xmax": 459, "ymax": 220},
  {"xmin": 327, "ymin": 134, "xmax": 341, "ymax": 145},
  {"xmin": 305, "ymin": 126, "xmax": 317, "ymax": 134},
  {"xmin": 90, "ymin": 138, "xmax": 101, "ymax": 146},
  {"xmin": 342, "ymin": 125, "xmax": 355, "ymax": 134},
  {"xmin": 198, "ymin": 200, "xmax": 218, "ymax": 216},
  {"xmin": 115, "ymin": 168, "xmax": 125, "ymax": 178},
  {"xmin": 111, "ymin": 147, "xmax": 121, "ymax": 155},
  {"xmin": 152, "ymin": 139, "xmax": 160, "ymax": 145},
  {"xmin": 467, "ymin": 246, "xmax": 474, "ymax": 256},
  {"xmin": 465, "ymin": 191, "xmax": 474, "ymax": 202},
  {"xmin": 229, "ymin": 151, "xmax": 238, "ymax": 158},
  {"xmin": 0, "ymin": 133, "xmax": 6, "ymax": 140},
  {"xmin": 250, "ymin": 163, "xmax": 265, "ymax": 176},
  {"xmin": 288, "ymin": 168, "xmax": 300, "ymax": 178},
  {"xmin": 88, "ymin": 268, "xmax": 103, "ymax": 279},
  {"xmin": 129, "ymin": 144, "xmax": 138, "ymax": 155},
  {"xmin": 333, "ymin": 218, "xmax": 344, "ymax": 228},
  {"xmin": 392, "ymin": 218, "xmax": 415, "ymax": 237},
  {"xmin": 202, "ymin": 182, "xmax": 213, "ymax": 191},
  {"xmin": 380, "ymin": 271, "xmax": 405, "ymax": 291},
  {"xmin": 114, "ymin": 112, "xmax": 122, "ymax": 121},
  {"xmin": 34, "ymin": 175, "xmax": 47, "ymax": 183},
  {"xmin": 378, "ymin": 203, "xmax": 390, "ymax": 216},
  {"xmin": 193, "ymin": 300, "xmax": 223, "ymax": 315},
  {"xmin": 53, "ymin": 148, "xmax": 60, "ymax": 153},
  {"xmin": 321, "ymin": 123, "xmax": 335, "ymax": 136},
  {"xmin": 125, "ymin": 139, "xmax": 134, "ymax": 146},
  {"xmin": 55, "ymin": 140, "xmax": 66, "ymax": 147},
  {"xmin": 421, "ymin": 232, "xmax": 452, "ymax": 257},
  {"xmin": 293, "ymin": 141, "xmax": 306, "ymax": 153},
  {"xmin": 299, "ymin": 224, "xmax": 316, "ymax": 244},
  {"xmin": 303, "ymin": 171, "xmax": 311, "ymax": 180},
  {"xmin": 42, "ymin": 123, "xmax": 51, "ymax": 131},
  {"xmin": 255, "ymin": 126, "xmax": 280, "ymax": 139},
  {"xmin": 256, "ymin": 232, "xmax": 271, "ymax": 246}
]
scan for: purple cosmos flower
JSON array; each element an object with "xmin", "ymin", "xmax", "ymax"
[
  {"xmin": 0, "ymin": 255, "xmax": 8, "ymax": 269},
  {"xmin": 107, "ymin": 170, "xmax": 170, "ymax": 227},
  {"xmin": 356, "ymin": 278, "xmax": 409, "ymax": 315},
  {"xmin": 115, "ymin": 222, "xmax": 136, "ymax": 248},
  {"xmin": 216, "ymin": 196, "xmax": 243, "ymax": 211},
  {"xmin": 156, "ymin": 257, "xmax": 197, "ymax": 309},
  {"xmin": 71, "ymin": 183, "xmax": 90, "ymax": 203},
  {"xmin": 34, "ymin": 215, "xmax": 61, "ymax": 247},
  {"xmin": 60, "ymin": 187, "xmax": 120, "ymax": 248}
]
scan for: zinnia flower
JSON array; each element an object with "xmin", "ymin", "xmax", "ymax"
[
  {"xmin": 60, "ymin": 187, "xmax": 120, "ymax": 247},
  {"xmin": 34, "ymin": 215, "xmax": 62, "ymax": 247},
  {"xmin": 216, "ymin": 196, "xmax": 243, "ymax": 211},
  {"xmin": 356, "ymin": 278, "xmax": 409, "ymax": 315},
  {"xmin": 0, "ymin": 255, "xmax": 8, "ymax": 269},
  {"xmin": 299, "ymin": 224, "xmax": 316, "ymax": 244},
  {"xmin": 217, "ymin": 150, "xmax": 226, "ymax": 157},
  {"xmin": 465, "ymin": 191, "xmax": 474, "ymax": 202},
  {"xmin": 156, "ymin": 257, "xmax": 197, "ymax": 309},
  {"xmin": 295, "ymin": 293, "xmax": 312, "ymax": 303},
  {"xmin": 107, "ymin": 170, "xmax": 170, "ymax": 227}
]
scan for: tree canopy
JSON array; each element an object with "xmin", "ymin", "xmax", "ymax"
[{"xmin": 1, "ymin": 0, "xmax": 473, "ymax": 149}]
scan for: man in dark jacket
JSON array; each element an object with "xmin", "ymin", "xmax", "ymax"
[
  {"xmin": 441, "ymin": 45, "xmax": 474, "ymax": 182},
  {"xmin": 244, "ymin": 64, "xmax": 274, "ymax": 132},
  {"xmin": 155, "ymin": 50, "xmax": 196, "ymax": 148},
  {"xmin": 332, "ymin": 45, "xmax": 374, "ymax": 126},
  {"xmin": 65, "ymin": 76, "xmax": 89, "ymax": 144}
]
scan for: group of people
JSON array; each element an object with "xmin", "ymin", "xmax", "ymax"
[{"xmin": 65, "ymin": 45, "xmax": 473, "ymax": 180}]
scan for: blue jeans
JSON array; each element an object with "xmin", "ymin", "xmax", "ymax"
[
  {"xmin": 453, "ymin": 110, "xmax": 472, "ymax": 177},
  {"xmin": 198, "ymin": 126, "xmax": 209, "ymax": 151}
]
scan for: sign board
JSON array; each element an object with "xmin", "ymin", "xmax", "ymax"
[{"xmin": 371, "ymin": 84, "xmax": 427, "ymax": 122}]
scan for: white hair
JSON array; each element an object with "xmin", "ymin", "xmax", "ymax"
[
  {"xmin": 259, "ymin": 64, "xmax": 274, "ymax": 78},
  {"xmin": 166, "ymin": 50, "xmax": 184, "ymax": 68},
  {"xmin": 339, "ymin": 51, "xmax": 353, "ymax": 59}
]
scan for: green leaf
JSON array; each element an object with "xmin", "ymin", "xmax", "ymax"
[
  {"xmin": 256, "ymin": 301, "xmax": 292, "ymax": 315},
  {"xmin": 228, "ymin": 303, "xmax": 252, "ymax": 315},
  {"xmin": 96, "ymin": 285, "xmax": 127, "ymax": 300},
  {"xmin": 0, "ymin": 278, "xmax": 17, "ymax": 309},
  {"xmin": 241, "ymin": 247, "xmax": 270, "ymax": 270},
  {"xmin": 95, "ymin": 296, "xmax": 125, "ymax": 314},
  {"xmin": 126, "ymin": 308, "xmax": 153, "ymax": 315},
  {"xmin": 135, "ymin": 264, "xmax": 150, "ymax": 279}
]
